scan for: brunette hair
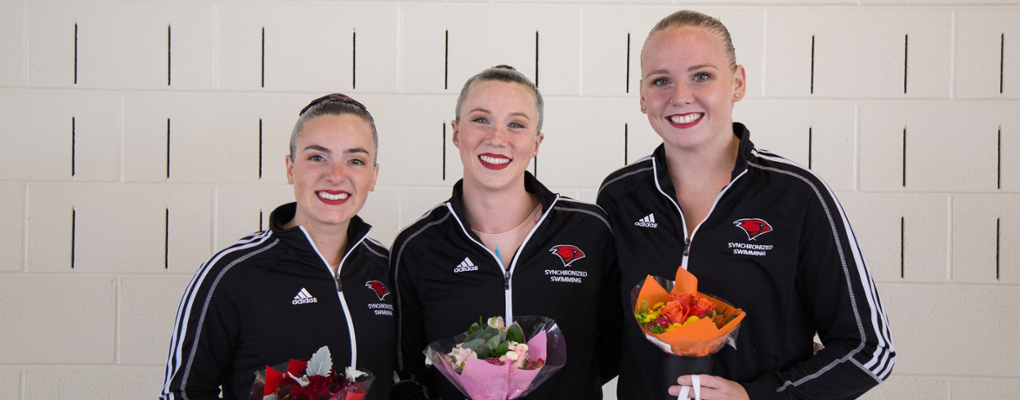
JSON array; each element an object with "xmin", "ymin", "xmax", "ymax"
[{"xmin": 290, "ymin": 94, "xmax": 378, "ymax": 163}]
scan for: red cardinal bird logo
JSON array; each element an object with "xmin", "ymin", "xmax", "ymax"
[
  {"xmin": 733, "ymin": 218, "xmax": 773, "ymax": 241},
  {"xmin": 549, "ymin": 245, "xmax": 585, "ymax": 268},
  {"xmin": 365, "ymin": 280, "xmax": 390, "ymax": 301}
]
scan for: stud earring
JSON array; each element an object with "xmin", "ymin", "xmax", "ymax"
[{"xmin": 641, "ymin": 106, "xmax": 646, "ymax": 111}]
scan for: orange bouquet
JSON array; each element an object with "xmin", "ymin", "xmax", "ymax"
[{"xmin": 631, "ymin": 267, "xmax": 745, "ymax": 357}]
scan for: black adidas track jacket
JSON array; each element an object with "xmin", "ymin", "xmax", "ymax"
[
  {"xmin": 160, "ymin": 203, "xmax": 395, "ymax": 400},
  {"xmin": 391, "ymin": 173, "xmax": 622, "ymax": 400},
  {"xmin": 597, "ymin": 124, "xmax": 895, "ymax": 400}
]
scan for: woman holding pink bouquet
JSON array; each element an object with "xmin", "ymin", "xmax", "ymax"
[
  {"xmin": 160, "ymin": 94, "xmax": 394, "ymax": 400},
  {"xmin": 390, "ymin": 65, "xmax": 621, "ymax": 400},
  {"xmin": 597, "ymin": 10, "xmax": 896, "ymax": 400}
]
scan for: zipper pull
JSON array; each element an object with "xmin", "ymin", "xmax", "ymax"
[
  {"xmin": 335, "ymin": 276, "xmax": 343, "ymax": 293},
  {"xmin": 504, "ymin": 271, "xmax": 511, "ymax": 290},
  {"xmin": 683, "ymin": 238, "xmax": 691, "ymax": 257}
]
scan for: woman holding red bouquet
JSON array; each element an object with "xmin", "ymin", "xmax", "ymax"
[
  {"xmin": 390, "ymin": 66, "xmax": 622, "ymax": 400},
  {"xmin": 160, "ymin": 94, "xmax": 394, "ymax": 400},
  {"xmin": 597, "ymin": 10, "xmax": 896, "ymax": 400}
]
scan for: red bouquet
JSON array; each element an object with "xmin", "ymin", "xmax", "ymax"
[{"xmin": 249, "ymin": 346, "xmax": 374, "ymax": 400}]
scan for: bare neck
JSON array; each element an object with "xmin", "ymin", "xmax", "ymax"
[
  {"xmin": 664, "ymin": 134, "xmax": 740, "ymax": 237},
  {"xmin": 664, "ymin": 137, "xmax": 739, "ymax": 190},
  {"xmin": 461, "ymin": 179, "xmax": 539, "ymax": 234},
  {"xmin": 283, "ymin": 219, "xmax": 349, "ymax": 273}
]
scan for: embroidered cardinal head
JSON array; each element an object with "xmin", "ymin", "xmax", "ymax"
[
  {"xmin": 365, "ymin": 280, "xmax": 390, "ymax": 301},
  {"xmin": 549, "ymin": 245, "xmax": 585, "ymax": 268},
  {"xmin": 733, "ymin": 218, "xmax": 773, "ymax": 241}
]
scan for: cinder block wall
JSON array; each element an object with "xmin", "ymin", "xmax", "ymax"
[{"xmin": 1, "ymin": 1, "xmax": 1018, "ymax": 399}]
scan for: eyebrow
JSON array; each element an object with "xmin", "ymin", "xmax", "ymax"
[
  {"xmin": 467, "ymin": 107, "xmax": 491, "ymax": 115},
  {"xmin": 303, "ymin": 144, "xmax": 331, "ymax": 154},
  {"xmin": 345, "ymin": 147, "xmax": 371, "ymax": 156},
  {"xmin": 468, "ymin": 108, "xmax": 532, "ymax": 121},
  {"xmin": 645, "ymin": 64, "xmax": 719, "ymax": 77},
  {"xmin": 687, "ymin": 64, "xmax": 718, "ymax": 72},
  {"xmin": 302, "ymin": 145, "xmax": 371, "ymax": 157}
]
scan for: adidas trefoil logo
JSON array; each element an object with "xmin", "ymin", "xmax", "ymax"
[
  {"xmin": 634, "ymin": 213, "xmax": 658, "ymax": 228},
  {"xmin": 291, "ymin": 288, "xmax": 318, "ymax": 305},
  {"xmin": 453, "ymin": 257, "xmax": 479, "ymax": 273}
]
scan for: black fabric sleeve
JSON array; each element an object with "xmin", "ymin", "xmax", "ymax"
[
  {"xmin": 390, "ymin": 236, "xmax": 436, "ymax": 400},
  {"xmin": 595, "ymin": 229, "xmax": 623, "ymax": 384},
  {"xmin": 741, "ymin": 187, "xmax": 895, "ymax": 400},
  {"xmin": 160, "ymin": 259, "xmax": 249, "ymax": 400}
]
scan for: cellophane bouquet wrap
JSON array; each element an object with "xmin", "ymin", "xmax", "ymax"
[
  {"xmin": 631, "ymin": 267, "xmax": 745, "ymax": 357},
  {"xmin": 423, "ymin": 316, "xmax": 566, "ymax": 400},
  {"xmin": 248, "ymin": 346, "xmax": 374, "ymax": 400}
]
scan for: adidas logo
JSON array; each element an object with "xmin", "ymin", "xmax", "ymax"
[
  {"xmin": 453, "ymin": 257, "xmax": 478, "ymax": 273},
  {"xmin": 291, "ymin": 288, "xmax": 318, "ymax": 305},
  {"xmin": 634, "ymin": 213, "xmax": 658, "ymax": 228}
]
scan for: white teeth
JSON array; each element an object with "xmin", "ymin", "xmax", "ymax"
[
  {"xmin": 669, "ymin": 113, "xmax": 703, "ymax": 124},
  {"xmin": 317, "ymin": 191, "xmax": 349, "ymax": 201},
  {"xmin": 479, "ymin": 155, "xmax": 511, "ymax": 165}
]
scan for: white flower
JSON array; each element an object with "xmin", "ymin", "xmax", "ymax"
[
  {"xmin": 508, "ymin": 343, "xmax": 529, "ymax": 368},
  {"xmin": 345, "ymin": 366, "xmax": 366, "ymax": 383},
  {"xmin": 287, "ymin": 372, "xmax": 310, "ymax": 387},
  {"xmin": 487, "ymin": 316, "xmax": 506, "ymax": 330},
  {"xmin": 451, "ymin": 346, "xmax": 474, "ymax": 367}
]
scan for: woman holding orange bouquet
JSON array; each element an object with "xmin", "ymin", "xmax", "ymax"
[
  {"xmin": 391, "ymin": 66, "xmax": 621, "ymax": 400},
  {"xmin": 597, "ymin": 10, "xmax": 895, "ymax": 400}
]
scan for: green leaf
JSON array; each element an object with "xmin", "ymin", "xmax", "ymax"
[
  {"xmin": 506, "ymin": 324, "xmax": 524, "ymax": 344},
  {"xmin": 468, "ymin": 317, "xmax": 483, "ymax": 335},
  {"xmin": 494, "ymin": 340, "xmax": 510, "ymax": 357},
  {"xmin": 477, "ymin": 345, "xmax": 490, "ymax": 359},
  {"xmin": 485, "ymin": 335, "xmax": 502, "ymax": 351},
  {"xmin": 462, "ymin": 338, "xmax": 486, "ymax": 353}
]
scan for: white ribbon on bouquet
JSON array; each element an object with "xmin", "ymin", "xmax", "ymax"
[{"xmin": 677, "ymin": 374, "xmax": 701, "ymax": 400}]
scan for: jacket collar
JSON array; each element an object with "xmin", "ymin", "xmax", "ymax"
[
  {"xmin": 448, "ymin": 171, "xmax": 557, "ymax": 236},
  {"xmin": 651, "ymin": 122, "xmax": 754, "ymax": 194},
  {"xmin": 268, "ymin": 202, "xmax": 373, "ymax": 258}
]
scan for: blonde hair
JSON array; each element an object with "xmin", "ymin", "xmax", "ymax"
[
  {"xmin": 646, "ymin": 10, "xmax": 737, "ymax": 72},
  {"xmin": 455, "ymin": 65, "xmax": 544, "ymax": 132}
]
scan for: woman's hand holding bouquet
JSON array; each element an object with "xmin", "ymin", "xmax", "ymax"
[{"xmin": 632, "ymin": 267, "xmax": 746, "ymax": 399}]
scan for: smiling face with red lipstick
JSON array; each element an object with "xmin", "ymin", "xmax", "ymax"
[
  {"xmin": 452, "ymin": 79, "xmax": 544, "ymax": 194},
  {"xmin": 286, "ymin": 113, "xmax": 378, "ymax": 234},
  {"xmin": 640, "ymin": 26, "xmax": 745, "ymax": 153}
]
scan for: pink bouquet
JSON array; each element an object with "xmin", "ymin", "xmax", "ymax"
[{"xmin": 424, "ymin": 316, "xmax": 566, "ymax": 400}]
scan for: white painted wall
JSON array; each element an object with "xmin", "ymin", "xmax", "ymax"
[{"xmin": 1, "ymin": 1, "xmax": 1018, "ymax": 399}]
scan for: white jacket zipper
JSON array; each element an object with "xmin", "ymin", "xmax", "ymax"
[
  {"xmin": 652, "ymin": 157, "xmax": 748, "ymax": 269},
  {"xmin": 446, "ymin": 197, "xmax": 558, "ymax": 323},
  {"xmin": 300, "ymin": 226, "xmax": 369, "ymax": 369}
]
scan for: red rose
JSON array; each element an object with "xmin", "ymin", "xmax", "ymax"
[
  {"xmin": 306, "ymin": 375, "xmax": 331, "ymax": 396},
  {"xmin": 289, "ymin": 383, "xmax": 309, "ymax": 399},
  {"xmin": 276, "ymin": 376, "xmax": 300, "ymax": 396}
]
